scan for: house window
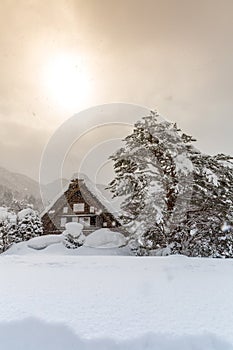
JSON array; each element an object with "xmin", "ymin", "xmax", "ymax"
[
  {"xmin": 72, "ymin": 217, "xmax": 79, "ymax": 223},
  {"xmin": 90, "ymin": 206, "xmax": 95, "ymax": 213},
  {"xmin": 73, "ymin": 203, "xmax": 85, "ymax": 212},
  {"xmin": 103, "ymin": 222, "xmax": 107, "ymax": 227},
  {"xmin": 112, "ymin": 221, "xmax": 116, "ymax": 227},
  {"xmin": 60, "ymin": 217, "xmax": 67, "ymax": 228},
  {"xmin": 63, "ymin": 207, "xmax": 68, "ymax": 214},
  {"xmin": 79, "ymin": 217, "xmax": 90, "ymax": 227}
]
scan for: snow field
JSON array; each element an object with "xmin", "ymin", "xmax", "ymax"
[{"xmin": 0, "ymin": 255, "xmax": 233, "ymax": 349}]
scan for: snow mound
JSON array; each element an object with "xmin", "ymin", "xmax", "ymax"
[
  {"xmin": 63, "ymin": 222, "xmax": 83, "ymax": 237},
  {"xmin": 0, "ymin": 318, "xmax": 231, "ymax": 350},
  {"xmin": 4, "ymin": 240, "xmax": 130, "ymax": 256},
  {"xmin": 27, "ymin": 234, "xmax": 64, "ymax": 250},
  {"xmin": 4, "ymin": 232, "xmax": 129, "ymax": 256},
  {"xmin": 85, "ymin": 229, "xmax": 126, "ymax": 248},
  {"xmin": 4, "ymin": 234, "xmax": 65, "ymax": 253}
]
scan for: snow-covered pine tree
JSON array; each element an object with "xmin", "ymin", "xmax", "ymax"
[
  {"xmin": 0, "ymin": 216, "xmax": 9, "ymax": 252},
  {"xmin": 17, "ymin": 208, "xmax": 43, "ymax": 242},
  {"xmin": 108, "ymin": 111, "xmax": 233, "ymax": 257},
  {"xmin": 172, "ymin": 151, "xmax": 233, "ymax": 257},
  {"xmin": 108, "ymin": 111, "xmax": 194, "ymax": 253},
  {"xmin": 0, "ymin": 207, "xmax": 17, "ymax": 252},
  {"xmin": 7, "ymin": 212, "xmax": 18, "ymax": 247}
]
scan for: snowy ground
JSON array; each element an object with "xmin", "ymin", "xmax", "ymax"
[{"xmin": 0, "ymin": 254, "xmax": 233, "ymax": 349}]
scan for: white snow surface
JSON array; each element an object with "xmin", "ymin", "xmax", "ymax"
[
  {"xmin": 84, "ymin": 228, "xmax": 126, "ymax": 248},
  {"xmin": 203, "ymin": 168, "xmax": 219, "ymax": 186},
  {"xmin": 18, "ymin": 208, "xmax": 35, "ymax": 220},
  {"xmin": 175, "ymin": 153, "xmax": 194, "ymax": 175},
  {"xmin": 5, "ymin": 232, "xmax": 130, "ymax": 256},
  {"xmin": 0, "ymin": 255, "xmax": 233, "ymax": 349},
  {"xmin": 27, "ymin": 234, "xmax": 64, "ymax": 250},
  {"xmin": 64, "ymin": 222, "xmax": 83, "ymax": 237}
]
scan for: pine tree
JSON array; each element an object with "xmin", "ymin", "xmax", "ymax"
[
  {"xmin": 109, "ymin": 111, "xmax": 233, "ymax": 257},
  {"xmin": 0, "ymin": 218, "xmax": 9, "ymax": 252},
  {"xmin": 7, "ymin": 219, "xmax": 18, "ymax": 247},
  {"xmin": 171, "ymin": 152, "xmax": 233, "ymax": 257},
  {"xmin": 17, "ymin": 208, "xmax": 43, "ymax": 242},
  {"xmin": 108, "ymin": 111, "xmax": 194, "ymax": 252},
  {"xmin": 0, "ymin": 208, "xmax": 17, "ymax": 252}
]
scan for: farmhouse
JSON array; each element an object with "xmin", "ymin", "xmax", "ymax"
[{"xmin": 41, "ymin": 176, "xmax": 121, "ymax": 235}]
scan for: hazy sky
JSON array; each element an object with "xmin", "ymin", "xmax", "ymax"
[{"xmin": 0, "ymin": 0, "xmax": 232, "ymax": 181}]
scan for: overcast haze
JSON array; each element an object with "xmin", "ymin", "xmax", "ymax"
[{"xmin": 0, "ymin": 0, "xmax": 232, "ymax": 181}]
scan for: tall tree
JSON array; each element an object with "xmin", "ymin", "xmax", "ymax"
[
  {"xmin": 108, "ymin": 111, "xmax": 233, "ymax": 257},
  {"xmin": 172, "ymin": 152, "xmax": 233, "ymax": 257},
  {"xmin": 108, "ymin": 111, "xmax": 194, "ymax": 252}
]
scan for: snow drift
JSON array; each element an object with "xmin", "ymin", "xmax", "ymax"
[
  {"xmin": 84, "ymin": 228, "xmax": 126, "ymax": 248},
  {"xmin": 0, "ymin": 318, "xmax": 231, "ymax": 350}
]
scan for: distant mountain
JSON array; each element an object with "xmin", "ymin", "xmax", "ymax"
[
  {"xmin": 0, "ymin": 167, "xmax": 116, "ymax": 213},
  {"xmin": 0, "ymin": 166, "xmax": 40, "ymax": 198},
  {"xmin": 0, "ymin": 166, "xmax": 43, "ymax": 210},
  {"xmin": 0, "ymin": 166, "xmax": 73, "ymax": 212},
  {"xmin": 41, "ymin": 178, "xmax": 69, "ymax": 205}
]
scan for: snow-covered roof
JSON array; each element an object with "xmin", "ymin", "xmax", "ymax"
[
  {"xmin": 40, "ymin": 174, "xmax": 122, "ymax": 220},
  {"xmin": 78, "ymin": 174, "xmax": 122, "ymax": 219},
  {"xmin": 40, "ymin": 181, "xmax": 70, "ymax": 218}
]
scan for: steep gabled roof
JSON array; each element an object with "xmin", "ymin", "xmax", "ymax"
[
  {"xmin": 40, "ymin": 174, "xmax": 121, "ymax": 221},
  {"xmin": 78, "ymin": 174, "xmax": 121, "ymax": 219}
]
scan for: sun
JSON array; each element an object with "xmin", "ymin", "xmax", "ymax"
[{"xmin": 42, "ymin": 53, "xmax": 92, "ymax": 113}]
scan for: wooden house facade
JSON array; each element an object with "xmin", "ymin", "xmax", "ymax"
[{"xmin": 41, "ymin": 178, "xmax": 121, "ymax": 235}]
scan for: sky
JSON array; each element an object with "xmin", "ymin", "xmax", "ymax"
[{"xmin": 0, "ymin": 0, "xmax": 232, "ymax": 182}]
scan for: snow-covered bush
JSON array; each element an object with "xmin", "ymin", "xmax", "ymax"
[
  {"xmin": 0, "ymin": 206, "xmax": 43, "ymax": 252},
  {"xmin": 17, "ymin": 208, "xmax": 43, "ymax": 242},
  {"xmin": 63, "ymin": 223, "xmax": 85, "ymax": 249}
]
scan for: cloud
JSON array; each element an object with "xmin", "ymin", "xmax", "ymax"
[{"xmin": 0, "ymin": 0, "xmax": 232, "ymax": 180}]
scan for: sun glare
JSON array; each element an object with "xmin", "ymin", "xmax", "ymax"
[{"xmin": 42, "ymin": 53, "xmax": 92, "ymax": 113}]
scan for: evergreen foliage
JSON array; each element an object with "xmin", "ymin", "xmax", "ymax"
[
  {"xmin": 63, "ymin": 223, "xmax": 85, "ymax": 249},
  {"xmin": 108, "ymin": 111, "xmax": 233, "ymax": 257},
  {"xmin": 0, "ymin": 208, "xmax": 17, "ymax": 252},
  {"xmin": 0, "ymin": 216, "xmax": 10, "ymax": 252},
  {"xmin": 17, "ymin": 208, "xmax": 43, "ymax": 242},
  {"xmin": 0, "ymin": 207, "xmax": 43, "ymax": 252}
]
